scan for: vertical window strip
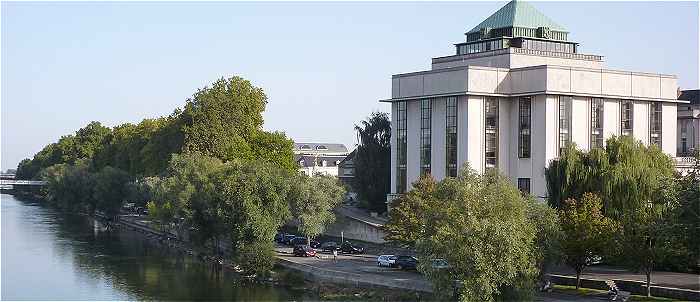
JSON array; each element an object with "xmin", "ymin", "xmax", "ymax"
[
  {"xmin": 621, "ymin": 100, "xmax": 634, "ymax": 136},
  {"xmin": 649, "ymin": 102, "xmax": 662, "ymax": 147},
  {"xmin": 420, "ymin": 99, "xmax": 432, "ymax": 175},
  {"xmin": 590, "ymin": 98, "xmax": 604, "ymax": 149},
  {"xmin": 485, "ymin": 97, "xmax": 499, "ymax": 169},
  {"xmin": 396, "ymin": 101, "xmax": 407, "ymax": 193},
  {"xmin": 518, "ymin": 97, "xmax": 531, "ymax": 158},
  {"xmin": 446, "ymin": 97, "xmax": 458, "ymax": 177},
  {"xmin": 558, "ymin": 96, "xmax": 571, "ymax": 156}
]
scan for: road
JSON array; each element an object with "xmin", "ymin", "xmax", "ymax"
[{"xmin": 275, "ymin": 245, "xmax": 599, "ymax": 301}]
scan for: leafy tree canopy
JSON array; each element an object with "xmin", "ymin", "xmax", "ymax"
[{"xmin": 353, "ymin": 112, "xmax": 391, "ymax": 213}]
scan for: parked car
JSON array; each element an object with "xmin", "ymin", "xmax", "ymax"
[
  {"xmin": 320, "ymin": 241, "xmax": 340, "ymax": 252},
  {"xmin": 395, "ymin": 255, "xmax": 418, "ymax": 270},
  {"xmin": 283, "ymin": 235, "xmax": 297, "ymax": 245},
  {"xmin": 290, "ymin": 237, "xmax": 307, "ymax": 246},
  {"xmin": 293, "ymin": 245, "xmax": 316, "ymax": 257},
  {"xmin": 309, "ymin": 240, "xmax": 321, "ymax": 249},
  {"xmin": 377, "ymin": 255, "xmax": 397, "ymax": 267},
  {"xmin": 274, "ymin": 232, "xmax": 286, "ymax": 243},
  {"xmin": 340, "ymin": 241, "xmax": 364, "ymax": 254},
  {"xmin": 431, "ymin": 259, "xmax": 450, "ymax": 269}
]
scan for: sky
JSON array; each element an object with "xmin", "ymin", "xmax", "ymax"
[{"xmin": 2, "ymin": 1, "xmax": 698, "ymax": 171}]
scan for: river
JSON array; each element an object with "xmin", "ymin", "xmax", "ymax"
[{"xmin": 1, "ymin": 194, "xmax": 307, "ymax": 301}]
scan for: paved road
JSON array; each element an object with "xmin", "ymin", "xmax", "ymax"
[
  {"xmin": 276, "ymin": 246, "xmax": 601, "ymax": 301},
  {"xmin": 552, "ymin": 265, "xmax": 700, "ymax": 291}
]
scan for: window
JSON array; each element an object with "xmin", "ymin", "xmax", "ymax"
[
  {"xmin": 300, "ymin": 145, "xmax": 311, "ymax": 150},
  {"xmin": 485, "ymin": 97, "xmax": 499, "ymax": 169},
  {"xmin": 420, "ymin": 99, "xmax": 432, "ymax": 175},
  {"xmin": 517, "ymin": 178, "xmax": 531, "ymax": 195},
  {"xmin": 558, "ymin": 96, "xmax": 572, "ymax": 156},
  {"xmin": 590, "ymin": 98, "xmax": 604, "ymax": 149},
  {"xmin": 649, "ymin": 102, "xmax": 662, "ymax": 147},
  {"xmin": 446, "ymin": 97, "xmax": 458, "ymax": 177},
  {"xmin": 621, "ymin": 100, "xmax": 633, "ymax": 137},
  {"xmin": 316, "ymin": 145, "xmax": 328, "ymax": 150},
  {"xmin": 518, "ymin": 97, "xmax": 531, "ymax": 158},
  {"xmin": 396, "ymin": 101, "xmax": 407, "ymax": 193}
]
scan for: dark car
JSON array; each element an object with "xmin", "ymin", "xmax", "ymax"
[
  {"xmin": 309, "ymin": 240, "xmax": 321, "ymax": 249},
  {"xmin": 320, "ymin": 241, "xmax": 340, "ymax": 252},
  {"xmin": 293, "ymin": 245, "xmax": 316, "ymax": 257},
  {"xmin": 395, "ymin": 255, "xmax": 418, "ymax": 270},
  {"xmin": 274, "ymin": 232, "xmax": 286, "ymax": 243},
  {"xmin": 288, "ymin": 237, "xmax": 321, "ymax": 248},
  {"xmin": 283, "ymin": 235, "xmax": 297, "ymax": 245},
  {"xmin": 290, "ymin": 237, "xmax": 309, "ymax": 246},
  {"xmin": 340, "ymin": 241, "xmax": 364, "ymax": 254}
]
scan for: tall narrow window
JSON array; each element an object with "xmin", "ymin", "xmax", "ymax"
[
  {"xmin": 396, "ymin": 101, "xmax": 407, "ymax": 193},
  {"xmin": 590, "ymin": 98, "xmax": 604, "ymax": 149},
  {"xmin": 420, "ymin": 99, "xmax": 432, "ymax": 175},
  {"xmin": 517, "ymin": 178, "xmax": 531, "ymax": 195},
  {"xmin": 649, "ymin": 102, "xmax": 662, "ymax": 147},
  {"xmin": 621, "ymin": 100, "xmax": 634, "ymax": 136},
  {"xmin": 558, "ymin": 96, "xmax": 572, "ymax": 156},
  {"xmin": 518, "ymin": 97, "xmax": 531, "ymax": 158},
  {"xmin": 446, "ymin": 97, "xmax": 458, "ymax": 177},
  {"xmin": 485, "ymin": 97, "xmax": 499, "ymax": 169}
]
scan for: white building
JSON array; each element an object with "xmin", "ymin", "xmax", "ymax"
[
  {"xmin": 382, "ymin": 0, "xmax": 681, "ymax": 200},
  {"xmin": 293, "ymin": 143, "xmax": 349, "ymax": 177},
  {"xmin": 677, "ymin": 90, "xmax": 699, "ymax": 157}
]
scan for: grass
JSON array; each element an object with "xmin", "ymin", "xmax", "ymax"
[{"xmin": 552, "ymin": 284, "xmax": 684, "ymax": 302}]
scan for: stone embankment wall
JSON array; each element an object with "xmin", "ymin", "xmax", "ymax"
[
  {"xmin": 324, "ymin": 213, "xmax": 386, "ymax": 243},
  {"xmin": 548, "ymin": 274, "xmax": 700, "ymax": 301}
]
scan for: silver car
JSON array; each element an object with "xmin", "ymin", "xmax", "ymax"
[{"xmin": 377, "ymin": 255, "xmax": 397, "ymax": 267}]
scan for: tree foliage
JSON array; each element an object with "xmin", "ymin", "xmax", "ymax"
[
  {"xmin": 288, "ymin": 174, "xmax": 346, "ymax": 244},
  {"xmin": 353, "ymin": 112, "xmax": 391, "ymax": 213},
  {"xmin": 388, "ymin": 167, "xmax": 542, "ymax": 301},
  {"xmin": 545, "ymin": 136, "xmax": 675, "ymax": 218},
  {"xmin": 559, "ymin": 193, "xmax": 618, "ymax": 289}
]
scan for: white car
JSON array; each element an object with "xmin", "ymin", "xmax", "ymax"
[{"xmin": 377, "ymin": 255, "xmax": 397, "ymax": 267}]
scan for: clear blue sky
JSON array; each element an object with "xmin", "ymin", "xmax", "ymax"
[{"xmin": 2, "ymin": 1, "xmax": 698, "ymax": 171}]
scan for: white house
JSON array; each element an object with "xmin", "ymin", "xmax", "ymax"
[
  {"xmin": 293, "ymin": 143, "xmax": 349, "ymax": 177},
  {"xmin": 382, "ymin": 0, "xmax": 681, "ymax": 201}
]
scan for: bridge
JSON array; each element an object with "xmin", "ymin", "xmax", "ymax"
[{"xmin": 0, "ymin": 180, "xmax": 47, "ymax": 186}]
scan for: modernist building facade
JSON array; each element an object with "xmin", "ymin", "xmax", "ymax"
[{"xmin": 383, "ymin": 0, "xmax": 680, "ymax": 199}]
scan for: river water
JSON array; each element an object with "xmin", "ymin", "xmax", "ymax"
[{"xmin": 1, "ymin": 194, "xmax": 306, "ymax": 301}]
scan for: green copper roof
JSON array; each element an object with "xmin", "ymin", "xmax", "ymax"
[{"xmin": 467, "ymin": 0, "xmax": 567, "ymax": 34}]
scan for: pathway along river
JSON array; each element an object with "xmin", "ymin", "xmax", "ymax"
[{"xmin": 1, "ymin": 194, "xmax": 308, "ymax": 300}]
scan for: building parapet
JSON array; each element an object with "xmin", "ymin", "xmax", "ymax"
[
  {"xmin": 432, "ymin": 47, "xmax": 604, "ymax": 66},
  {"xmin": 384, "ymin": 64, "xmax": 679, "ymax": 103}
]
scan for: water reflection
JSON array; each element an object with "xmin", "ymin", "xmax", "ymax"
[{"xmin": 1, "ymin": 194, "xmax": 306, "ymax": 301}]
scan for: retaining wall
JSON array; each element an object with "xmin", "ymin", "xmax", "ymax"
[{"xmin": 548, "ymin": 274, "xmax": 700, "ymax": 301}]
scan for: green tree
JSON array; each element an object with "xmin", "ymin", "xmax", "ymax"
[
  {"xmin": 383, "ymin": 175, "xmax": 437, "ymax": 248},
  {"xmin": 288, "ymin": 174, "xmax": 345, "ymax": 245},
  {"xmin": 92, "ymin": 166, "xmax": 131, "ymax": 217},
  {"xmin": 353, "ymin": 112, "xmax": 391, "ymax": 213},
  {"xmin": 545, "ymin": 136, "xmax": 675, "ymax": 218},
  {"xmin": 526, "ymin": 197, "xmax": 563, "ymax": 284},
  {"xmin": 181, "ymin": 76, "xmax": 265, "ymax": 160},
  {"xmin": 559, "ymin": 193, "xmax": 618, "ymax": 289},
  {"xmin": 40, "ymin": 160, "xmax": 95, "ymax": 212},
  {"xmin": 673, "ymin": 154, "xmax": 700, "ymax": 270},
  {"xmin": 415, "ymin": 168, "xmax": 537, "ymax": 302}
]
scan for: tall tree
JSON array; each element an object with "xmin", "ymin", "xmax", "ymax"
[
  {"xmin": 288, "ymin": 174, "xmax": 345, "ymax": 245},
  {"xmin": 559, "ymin": 193, "xmax": 618, "ymax": 289},
  {"xmin": 353, "ymin": 112, "xmax": 391, "ymax": 213},
  {"xmin": 545, "ymin": 136, "xmax": 675, "ymax": 218},
  {"xmin": 410, "ymin": 167, "xmax": 538, "ymax": 301},
  {"xmin": 383, "ymin": 175, "xmax": 437, "ymax": 247},
  {"xmin": 92, "ymin": 166, "xmax": 131, "ymax": 217}
]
